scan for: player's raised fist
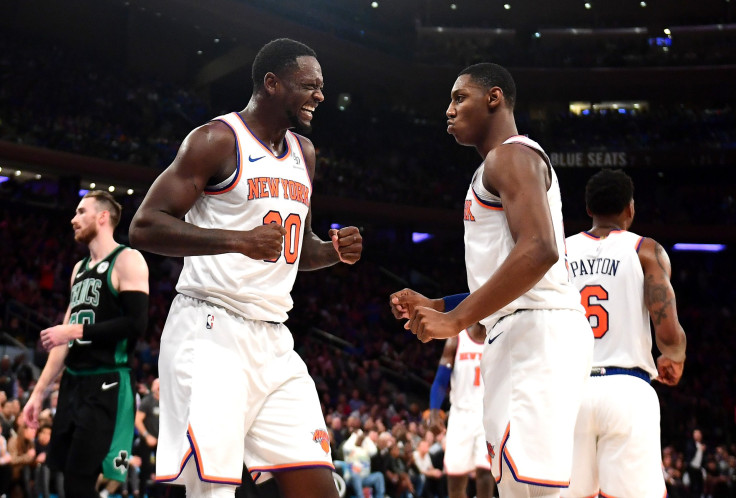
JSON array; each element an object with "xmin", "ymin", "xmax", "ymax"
[
  {"xmin": 329, "ymin": 226, "xmax": 362, "ymax": 264},
  {"xmin": 242, "ymin": 223, "xmax": 287, "ymax": 260}
]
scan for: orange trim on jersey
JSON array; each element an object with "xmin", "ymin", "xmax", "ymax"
[
  {"xmin": 471, "ymin": 188, "xmax": 503, "ymax": 211},
  {"xmin": 500, "ymin": 423, "xmax": 570, "ymax": 488},
  {"xmin": 494, "ymin": 422, "xmax": 512, "ymax": 483},
  {"xmin": 581, "ymin": 231, "xmax": 599, "ymax": 240},
  {"xmin": 599, "ymin": 491, "xmax": 620, "ymax": 498},
  {"xmin": 291, "ymin": 132, "xmax": 313, "ymax": 191},
  {"xmin": 187, "ymin": 424, "xmax": 243, "ymax": 485},
  {"xmin": 206, "ymin": 117, "xmax": 243, "ymax": 196},
  {"xmin": 153, "ymin": 447, "xmax": 193, "ymax": 482},
  {"xmin": 236, "ymin": 113, "xmax": 292, "ymax": 161},
  {"xmin": 579, "ymin": 494, "xmax": 599, "ymax": 498},
  {"xmin": 635, "ymin": 236, "xmax": 645, "ymax": 252}
]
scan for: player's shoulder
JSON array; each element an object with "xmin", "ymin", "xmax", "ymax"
[
  {"xmin": 290, "ymin": 132, "xmax": 315, "ymax": 154},
  {"xmin": 114, "ymin": 247, "xmax": 149, "ymax": 274}
]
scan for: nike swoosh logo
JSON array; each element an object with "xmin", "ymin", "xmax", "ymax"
[
  {"xmin": 101, "ymin": 382, "xmax": 118, "ymax": 391},
  {"xmin": 248, "ymin": 155, "xmax": 265, "ymax": 162},
  {"xmin": 488, "ymin": 332, "xmax": 504, "ymax": 345}
]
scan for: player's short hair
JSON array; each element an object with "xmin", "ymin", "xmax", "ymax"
[
  {"xmin": 585, "ymin": 168, "xmax": 634, "ymax": 216},
  {"xmin": 83, "ymin": 190, "xmax": 122, "ymax": 228},
  {"xmin": 252, "ymin": 38, "xmax": 317, "ymax": 91},
  {"xmin": 458, "ymin": 63, "xmax": 517, "ymax": 109}
]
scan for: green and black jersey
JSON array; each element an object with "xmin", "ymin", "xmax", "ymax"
[{"xmin": 66, "ymin": 244, "xmax": 134, "ymax": 370}]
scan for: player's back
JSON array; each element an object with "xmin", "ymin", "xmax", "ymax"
[{"xmin": 566, "ymin": 230, "xmax": 656, "ymax": 377}]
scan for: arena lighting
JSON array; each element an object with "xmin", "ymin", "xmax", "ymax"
[
  {"xmin": 584, "ymin": 2, "xmax": 592, "ymax": 9},
  {"xmin": 35, "ymin": 174, "xmax": 41, "ymax": 179},
  {"xmin": 330, "ymin": 223, "xmax": 343, "ymax": 229},
  {"xmin": 0, "ymin": 176, "xmax": 8, "ymax": 184},
  {"xmin": 640, "ymin": 1, "xmax": 646, "ymax": 6},
  {"xmin": 450, "ymin": 3, "xmax": 457, "ymax": 9},
  {"xmin": 127, "ymin": 188, "xmax": 134, "ymax": 195},
  {"xmin": 412, "ymin": 232, "xmax": 434, "ymax": 243},
  {"xmin": 78, "ymin": 189, "xmax": 90, "ymax": 196},
  {"xmin": 504, "ymin": 3, "xmax": 511, "ymax": 9},
  {"xmin": 371, "ymin": 1, "xmax": 378, "ymax": 8},
  {"xmin": 672, "ymin": 243, "xmax": 726, "ymax": 252},
  {"xmin": 90, "ymin": 182, "xmax": 96, "ymax": 188},
  {"xmin": 108, "ymin": 185, "xmax": 116, "ymax": 192},
  {"xmin": 14, "ymin": 170, "xmax": 21, "ymax": 176}
]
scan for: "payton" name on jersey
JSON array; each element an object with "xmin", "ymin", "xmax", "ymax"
[
  {"xmin": 247, "ymin": 177, "xmax": 310, "ymax": 206},
  {"xmin": 569, "ymin": 258, "xmax": 620, "ymax": 278}
]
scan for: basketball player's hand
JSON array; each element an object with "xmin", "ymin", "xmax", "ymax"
[
  {"xmin": 427, "ymin": 409, "xmax": 446, "ymax": 436},
  {"xmin": 407, "ymin": 307, "xmax": 461, "ymax": 343},
  {"xmin": 40, "ymin": 324, "xmax": 82, "ymax": 351},
  {"xmin": 390, "ymin": 288, "xmax": 437, "ymax": 320},
  {"xmin": 329, "ymin": 226, "xmax": 362, "ymax": 264},
  {"xmin": 655, "ymin": 354, "xmax": 684, "ymax": 386},
  {"xmin": 23, "ymin": 395, "xmax": 42, "ymax": 429},
  {"xmin": 243, "ymin": 223, "xmax": 286, "ymax": 260}
]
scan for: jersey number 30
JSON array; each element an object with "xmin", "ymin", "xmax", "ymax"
[
  {"xmin": 580, "ymin": 284, "xmax": 609, "ymax": 338},
  {"xmin": 263, "ymin": 211, "xmax": 302, "ymax": 264}
]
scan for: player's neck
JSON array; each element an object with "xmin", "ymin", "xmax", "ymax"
[
  {"xmin": 589, "ymin": 220, "xmax": 624, "ymax": 238},
  {"xmin": 87, "ymin": 235, "xmax": 119, "ymax": 265}
]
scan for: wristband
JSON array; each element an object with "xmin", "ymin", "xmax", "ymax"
[
  {"xmin": 429, "ymin": 364, "xmax": 452, "ymax": 409},
  {"xmin": 442, "ymin": 293, "xmax": 469, "ymax": 312}
]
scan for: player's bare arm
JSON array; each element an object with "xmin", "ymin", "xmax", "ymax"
[
  {"xmin": 409, "ymin": 145, "xmax": 557, "ymax": 342},
  {"xmin": 639, "ymin": 237, "xmax": 686, "ymax": 385},
  {"xmin": 26, "ymin": 262, "xmax": 79, "ymax": 427},
  {"xmin": 428, "ymin": 336, "xmax": 457, "ymax": 434},
  {"xmin": 295, "ymin": 134, "xmax": 363, "ymax": 270},
  {"xmin": 129, "ymin": 122, "xmax": 286, "ymax": 260}
]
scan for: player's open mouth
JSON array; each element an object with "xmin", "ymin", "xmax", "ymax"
[{"xmin": 300, "ymin": 105, "xmax": 315, "ymax": 120}]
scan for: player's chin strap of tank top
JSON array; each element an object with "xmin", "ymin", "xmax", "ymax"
[{"xmin": 590, "ymin": 366, "xmax": 651, "ymax": 384}]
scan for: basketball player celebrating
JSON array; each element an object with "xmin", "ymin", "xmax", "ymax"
[
  {"xmin": 561, "ymin": 168, "xmax": 686, "ymax": 498},
  {"xmin": 24, "ymin": 190, "xmax": 150, "ymax": 498},
  {"xmin": 427, "ymin": 322, "xmax": 494, "ymax": 498},
  {"xmin": 391, "ymin": 63, "xmax": 593, "ymax": 497},
  {"xmin": 129, "ymin": 38, "xmax": 361, "ymax": 498}
]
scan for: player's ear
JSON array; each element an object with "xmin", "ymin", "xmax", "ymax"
[
  {"xmin": 263, "ymin": 72, "xmax": 279, "ymax": 95},
  {"xmin": 487, "ymin": 87, "xmax": 503, "ymax": 111}
]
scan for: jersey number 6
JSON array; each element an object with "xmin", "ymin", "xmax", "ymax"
[
  {"xmin": 263, "ymin": 211, "xmax": 302, "ymax": 264},
  {"xmin": 580, "ymin": 284, "xmax": 609, "ymax": 338}
]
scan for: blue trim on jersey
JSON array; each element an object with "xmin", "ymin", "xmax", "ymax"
[
  {"xmin": 205, "ymin": 119, "xmax": 241, "ymax": 193},
  {"xmin": 591, "ymin": 366, "xmax": 651, "ymax": 383},
  {"xmin": 236, "ymin": 113, "xmax": 289, "ymax": 159},
  {"xmin": 471, "ymin": 188, "xmax": 503, "ymax": 208}
]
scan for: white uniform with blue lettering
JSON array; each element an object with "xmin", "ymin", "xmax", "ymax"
[
  {"xmin": 444, "ymin": 329, "xmax": 491, "ymax": 475},
  {"xmin": 156, "ymin": 112, "xmax": 333, "ymax": 486},
  {"xmin": 562, "ymin": 230, "xmax": 666, "ymax": 498},
  {"xmin": 464, "ymin": 136, "xmax": 593, "ymax": 487}
]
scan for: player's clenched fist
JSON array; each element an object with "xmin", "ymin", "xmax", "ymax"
[
  {"xmin": 329, "ymin": 226, "xmax": 362, "ymax": 264},
  {"xmin": 408, "ymin": 307, "xmax": 462, "ymax": 343},
  {"xmin": 242, "ymin": 223, "xmax": 287, "ymax": 260}
]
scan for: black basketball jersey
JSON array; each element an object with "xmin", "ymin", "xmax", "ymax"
[{"xmin": 66, "ymin": 245, "xmax": 134, "ymax": 370}]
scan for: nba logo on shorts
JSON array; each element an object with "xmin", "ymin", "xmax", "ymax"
[{"xmin": 206, "ymin": 314, "xmax": 215, "ymax": 330}]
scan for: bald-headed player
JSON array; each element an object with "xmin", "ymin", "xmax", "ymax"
[{"xmin": 562, "ymin": 168, "xmax": 686, "ymax": 498}]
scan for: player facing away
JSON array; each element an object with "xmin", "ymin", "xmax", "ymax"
[
  {"xmin": 390, "ymin": 62, "xmax": 593, "ymax": 498},
  {"xmin": 23, "ymin": 190, "xmax": 150, "ymax": 498},
  {"xmin": 561, "ymin": 169, "xmax": 687, "ymax": 498},
  {"xmin": 428, "ymin": 322, "xmax": 494, "ymax": 498},
  {"xmin": 129, "ymin": 38, "xmax": 362, "ymax": 498}
]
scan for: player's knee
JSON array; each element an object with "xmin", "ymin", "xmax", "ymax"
[{"xmin": 63, "ymin": 470, "xmax": 101, "ymax": 498}]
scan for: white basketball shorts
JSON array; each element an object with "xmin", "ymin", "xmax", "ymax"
[
  {"xmin": 444, "ymin": 407, "xmax": 491, "ymax": 475},
  {"xmin": 561, "ymin": 373, "xmax": 666, "ymax": 498},
  {"xmin": 155, "ymin": 295, "xmax": 333, "ymax": 486},
  {"xmin": 481, "ymin": 308, "xmax": 593, "ymax": 487}
]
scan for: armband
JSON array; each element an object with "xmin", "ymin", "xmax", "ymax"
[
  {"xmin": 442, "ymin": 293, "xmax": 469, "ymax": 312},
  {"xmin": 83, "ymin": 291, "xmax": 149, "ymax": 342},
  {"xmin": 429, "ymin": 364, "xmax": 452, "ymax": 409}
]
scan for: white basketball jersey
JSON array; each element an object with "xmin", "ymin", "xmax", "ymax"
[
  {"xmin": 565, "ymin": 230, "xmax": 657, "ymax": 377},
  {"xmin": 463, "ymin": 136, "xmax": 583, "ymax": 332},
  {"xmin": 449, "ymin": 329, "xmax": 485, "ymax": 411},
  {"xmin": 176, "ymin": 112, "xmax": 312, "ymax": 322}
]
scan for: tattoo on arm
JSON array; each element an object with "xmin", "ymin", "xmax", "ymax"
[
  {"xmin": 644, "ymin": 274, "xmax": 674, "ymax": 326},
  {"xmin": 654, "ymin": 243, "xmax": 670, "ymax": 274}
]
